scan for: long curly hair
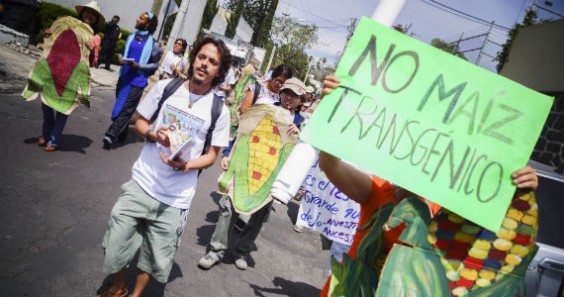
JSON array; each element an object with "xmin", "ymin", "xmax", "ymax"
[{"xmin": 187, "ymin": 36, "xmax": 233, "ymax": 88}]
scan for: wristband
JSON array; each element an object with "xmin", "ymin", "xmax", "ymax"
[
  {"xmin": 145, "ymin": 129, "xmax": 155, "ymax": 143},
  {"xmin": 182, "ymin": 161, "xmax": 190, "ymax": 172}
]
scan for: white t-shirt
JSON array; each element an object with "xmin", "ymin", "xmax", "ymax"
[
  {"xmin": 248, "ymin": 81, "xmax": 280, "ymax": 105},
  {"xmin": 213, "ymin": 67, "xmax": 236, "ymax": 98},
  {"xmin": 132, "ymin": 79, "xmax": 230, "ymax": 209},
  {"xmin": 160, "ymin": 50, "xmax": 187, "ymax": 75}
]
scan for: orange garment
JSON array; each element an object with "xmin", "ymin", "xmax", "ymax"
[
  {"xmin": 319, "ymin": 176, "xmax": 441, "ymax": 297},
  {"xmin": 90, "ymin": 34, "xmax": 101, "ymax": 67}
]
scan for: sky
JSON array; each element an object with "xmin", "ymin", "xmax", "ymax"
[{"xmin": 272, "ymin": 0, "xmax": 540, "ymax": 72}]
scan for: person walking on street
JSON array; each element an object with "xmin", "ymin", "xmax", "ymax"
[
  {"xmin": 97, "ymin": 15, "xmax": 120, "ymax": 71},
  {"xmin": 197, "ymin": 77, "xmax": 306, "ymax": 271},
  {"xmin": 102, "ymin": 12, "xmax": 160, "ymax": 149},
  {"xmin": 96, "ymin": 35, "xmax": 232, "ymax": 297},
  {"xmin": 22, "ymin": 0, "xmax": 104, "ymax": 151}
]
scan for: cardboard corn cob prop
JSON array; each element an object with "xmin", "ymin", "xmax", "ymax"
[
  {"xmin": 22, "ymin": 16, "xmax": 93, "ymax": 114},
  {"xmin": 227, "ymin": 74, "xmax": 257, "ymax": 136},
  {"xmin": 219, "ymin": 104, "xmax": 298, "ymax": 215},
  {"xmin": 326, "ymin": 191, "xmax": 538, "ymax": 297}
]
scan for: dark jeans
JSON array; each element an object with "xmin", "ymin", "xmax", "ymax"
[
  {"xmin": 97, "ymin": 39, "xmax": 116, "ymax": 69},
  {"xmin": 41, "ymin": 103, "xmax": 68, "ymax": 147},
  {"xmin": 105, "ymin": 85, "xmax": 144, "ymax": 142},
  {"xmin": 209, "ymin": 194, "xmax": 273, "ymax": 259}
]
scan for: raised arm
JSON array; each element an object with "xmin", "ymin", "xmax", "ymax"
[
  {"xmin": 318, "ymin": 151, "xmax": 372, "ymax": 204},
  {"xmin": 238, "ymin": 90, "xmax": 254, "ymax": 114}
]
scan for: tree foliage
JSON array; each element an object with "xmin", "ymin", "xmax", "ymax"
[
  {"xmin": 201, "ymin": 0, "xmax": 218, "ymax": 31},
  {"xmin": 310, "ymin": 57, "xmax": 336, "ymax": 84},
  {"xmin": 225, "ymin": 0, "xmax": 244, "ymax": 39},
  {"xmin": 269, "ymin": 17, "xmax": 318, "ymax": 79},
  {"xmin": 224, "ymin": 0, "xmax": 279, "ymax": 47},
  {"xmin": 430, "ymin": 38, "xmax": 467, "ymax": 60},
  {"xmin": 496, "ymin": 8, "xmax": 537, "ymax": 72}
]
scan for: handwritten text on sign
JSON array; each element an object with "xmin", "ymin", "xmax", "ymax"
[
  {"xmin": 300, "ymin": 17, "xmax": 553, "ymax": 231},
  {"xmin": 296, "ymin": 158, "xmax": 360, "ymax": 245}
]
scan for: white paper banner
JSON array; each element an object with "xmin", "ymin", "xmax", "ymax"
[{"xmin": 296, "ymin": 158, "xmax": 361, "ymax": 245}]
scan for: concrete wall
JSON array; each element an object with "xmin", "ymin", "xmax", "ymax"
[
  {"xmin": 499, "ymin": 19, "xmax": 564, "ymax": 172},
  {"xmin": 0, "ymin": 24, "xmax": 29, "ymax": 47},
  {"xmin": 500, "ymin": 19, "xmax": 564, "ymax": 93}
]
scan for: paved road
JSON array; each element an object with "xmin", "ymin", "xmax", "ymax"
[{"xmin": 0, "ymin": 85, "xmax": 328, "ymax": 297}]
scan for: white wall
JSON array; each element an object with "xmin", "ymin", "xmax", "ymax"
[
  {"xmin": 47, "ymin": 0, "xmax": 154, "ymax": 34},
  {"xmin": 234, "ymin": 17, "xmax": 252, "ymax": 43},
  {"xmin": 209, "ymin": 12, "xmax": 227, "ymax": 36}
]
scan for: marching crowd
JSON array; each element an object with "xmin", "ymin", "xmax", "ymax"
[{"xmin": 20, "ymin": 1, "xmax": 541, "ymax": 297}]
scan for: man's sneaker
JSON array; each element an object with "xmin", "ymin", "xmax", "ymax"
[
  {"xmin": 234, "ymin": 256, "xmax": 248, "ymax": 270},
  {"xmin": 293, "ymin": 224, "xmax": 304, "ymax": 233},
  {"xmin": 103, "ymin": 136, "xmax": 113, "ymax": 150},
  {"xmin": 198, "ymin": 251, "xmax": 220, "ymax": 270}
]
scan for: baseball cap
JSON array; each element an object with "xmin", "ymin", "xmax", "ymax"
[{"xmin": 280, "ymin": 78, "xmax": 307, "ymax": 96}]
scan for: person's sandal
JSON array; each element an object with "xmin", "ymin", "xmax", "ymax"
[
  {"xmin": 37, "ymin": 136, "xmax": 46, "ymax": 146},
  {"xmin": 96, "ymin": 287, "xmax": 128, "ymax": 297},
  {"xmin": 44, "ymin": 145, "xmax": 57, "ymax": 152}
]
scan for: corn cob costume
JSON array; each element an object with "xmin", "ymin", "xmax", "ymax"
[
  {"xmin": 327, "ymin": 191, "xmax": 538, "ymax": 297},
  {"xmin": 227, "ymin": 74, "xmax": 257, "ymax": 136},
  {"xmin": 22, "ymin": 16, "xmax": 93, "ymax": 114},
  {"xmin": 219, "ymin": 104, "xmax": 298, "ymax": 215}
]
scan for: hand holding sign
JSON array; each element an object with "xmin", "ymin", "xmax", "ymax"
[{"xmin": 301, "ymin": 17, "xmax": 552, "ymax": 231}]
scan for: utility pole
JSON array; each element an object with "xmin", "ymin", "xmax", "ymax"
[
  {"xmin": 157, "ymin": 0, "xmax": 173, "ymax": 41},
  {"xmin": 165, "ymin": 0, "xmax": 207, "ymax": 52},
  {"xmin": 167, "ymin": 0, "xmax": 190, "ymax": 53},
  {"xmin": 304, "ymin": 60, "xmax": 312, "ymax": 83},
  {"xmin": 339, "ymin": 17, "xmax": 357, "ymax": 60},
  {"xmin": 265, "ymin": 45, "xmax": 276, "ymax": 72}
]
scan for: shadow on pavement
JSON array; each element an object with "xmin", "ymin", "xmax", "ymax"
[
  {"xmin": 95, "ymin": 255, "xmax": 183, "ymax": 297},
  {"xmin": 23, "ymin": 134, "xmax": 93, "ymax": 154},
  {"xmin": 249, "ymin": 276, "xmax": 320, "ymax": 297}
]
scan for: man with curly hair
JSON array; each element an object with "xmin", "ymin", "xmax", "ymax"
[{"xmin": 96, "ymin": 36, "xmax": 232, "ymax": 297}]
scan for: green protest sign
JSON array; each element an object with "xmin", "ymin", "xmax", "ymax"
[{"xmin": 300, "ymin": 16, "xmax": 553, "ymax": 231}]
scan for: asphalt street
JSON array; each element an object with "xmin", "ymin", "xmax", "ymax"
[{"xmin": 0, "ymin": 80, "xmax": 328, "ymax": 296}]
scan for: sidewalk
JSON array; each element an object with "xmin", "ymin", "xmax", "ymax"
[
  {"xmin": 90, "ymin": 64, "xmax": 120, "ymax": 87},
  {"xmin": 0, "ymin": 43, "xmax": 120, "ymax": 93}
]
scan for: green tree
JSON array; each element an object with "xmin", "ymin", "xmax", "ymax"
[
  {"xmin": 496, "ymin": 7, "xmax": 537, "ymax": 72},
  {"xmin": 201, "ymin": 0, "xmax": 218, "ymax": 31},
  {"xmin": 269, "ymin": 17, "xmax": 318, "ymax": 78},
  {"xmin": 225, "ymin": 0, "xmax": 244, "ymax": 39},
  {"xmin": 311, "ymin": 57, "xmax": 336, "ymax": 83},
  {"xmin": 431, "ymin": 38, "xmax": 466, "ymax": 60},
  {"xmin": 224, "ymin": 0, "xmax": 279, "ymax": 47}
]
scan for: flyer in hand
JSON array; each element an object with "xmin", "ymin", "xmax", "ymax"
[{"xmin": 162, "ymin": 105, "xmax": 199, "ymax": 160}]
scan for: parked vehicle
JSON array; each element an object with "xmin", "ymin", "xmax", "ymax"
[{"xmin": 525, "ymin": 160, "xmax": 564, "ymax": 297}]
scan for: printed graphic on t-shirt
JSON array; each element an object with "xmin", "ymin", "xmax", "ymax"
[{"xmin": 163, "ymin": 104, "xmax": 205, "ymax": 159}]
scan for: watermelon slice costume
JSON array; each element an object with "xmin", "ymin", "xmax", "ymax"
[{"xmin": 22, "ymin": 16, "xmax": 93, "ymax": 114}]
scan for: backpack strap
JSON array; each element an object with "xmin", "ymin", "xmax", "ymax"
[
  {"xmin": 149, "ymin": 78, "xmax": 185, "ymax": 124},
  {"xmin": 198, "ymin": 93, "xmax": 224, "ymax": 176},
  {"xmin": 251, "ymin": 81, "xmax": 261, "ymax": 104}
]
